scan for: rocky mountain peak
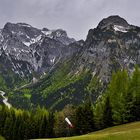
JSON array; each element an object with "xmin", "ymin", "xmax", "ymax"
[
  {"xmin": 3, "ymin": 22, "xmax": 34, "ymax": 30},
  {"xmin": 42, "ymin": 28, "xmax": 49, "ymax": 32},
  {"xmin": 17, "ymin": 23, "xmax": 32, "ymax": 27},
  {"xmin": 98, "ymin": 15, "xmax": 129, "ymax": 29},
  {"xmin": 51, "ymin": 29, "xmax": 67, "ymax": 37},
  {"xmin": 70, "ymin": 16, "xmax": 140, "ymax": 84},
  {"xmin": 44, "ymin": 29, "xmax": 76, "ymax": 45},
  {"xmin": 0, "ymin": 21, "xmax": 78, "ymax": 82},
  {"xmin": 2, "ymin": 22, "xmax": 42, "ymax": 42},
  {"xmin": 86, "ymin": 16, "xmax": 132, "ymax": 44},
  {"xmin": 3, "ymin": 22, "xmax": 32, "ymax": 33}
]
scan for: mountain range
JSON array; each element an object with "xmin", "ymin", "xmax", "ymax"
[{"xmin": 0, "ymin": 15, "xmax": 140, "ymax": 110}]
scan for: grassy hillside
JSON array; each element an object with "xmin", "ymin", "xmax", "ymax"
[
  {"xmin": 12, "ymin": 60, "xmax": 102, "ymax": 110},
  {"xmin": 0, "ymin": 136, "xmax": 5, "ymax": 140},
  {"xmin": 35, "ymin": 121, "xmax": 140, "ymax": 140}
]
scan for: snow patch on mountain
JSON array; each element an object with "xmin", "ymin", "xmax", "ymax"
[
  {"xmin": 114, "ymin": 25, "xmax": 128, "ymax": 33},
  {"xmin": 23, "ymin": 35, "xmax": 42, "ymax": 46},
  {"xmin": 42, "ymin": 30, "xmax": 53, "ymax": 36},
  {"xmin": 23, "ymin": 42, "xmax": 31, "ymax": 47}
]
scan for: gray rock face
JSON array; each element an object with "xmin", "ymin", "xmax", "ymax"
[
  {"xmin": 43, "ymin": 29, "xmax": 75, "ymax": 45},
  {"xmin": 98, "ymin": 15, "xmax": 129, "ymax": 29},
  {"xmin": 71, "ymin": 15, "xmax": 140, "ymax": 82},
  {"xmin": 0, "ymin": 22, "xmax": 76, "ymax": 79},
  {"xmin": 1, "ymin": 15, "xmax": 140, "ymax": 84}
]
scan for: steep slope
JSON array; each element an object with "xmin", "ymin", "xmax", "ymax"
[
  {"xmin": 9, "ymin": 41, "xmax": 94, "ymax": 110},
  {"xmin": 0, "ymin": 22, "xmax": 76, "ymax": 88}
]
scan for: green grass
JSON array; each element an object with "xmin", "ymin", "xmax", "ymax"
[
  {"xmin": 0, "ymin": 136, "xmax": 5, "ymax": 140},
  {"xmin": 24, "ymin": 93, "xmax": 31, "ymax": 99},
  {"xmin": 34, "ymin": 121, "xmax": 140, "ymax": 140}
]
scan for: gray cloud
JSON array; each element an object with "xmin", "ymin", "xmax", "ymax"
[{"xmin": 0, "ymin": 0, "xmax": 140, "ymax": 40}]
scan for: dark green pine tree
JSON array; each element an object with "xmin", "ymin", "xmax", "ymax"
[
  {"xmin": 0, "ymin": 106, "xmax": 8, "ymax": 135},
  {"xmin": 3, "ymin": 115, "xmax": 13, "ymax": 140},
  {"xmin": 8, "ymin": 109, "xmax": 16, "ymax": 140},
  {"xmin": 27, "ymin": 115, "xmax": 38, "ymax": 139},
  {"xmin": 16, "ymin": 123, "xmax": 23, "ymax": 140},
  {"xmin": 132, "ymin": 96, "xmax": 140, "ymax": 121},
  {"xmin": 94, "ymin": 100, "xmax": 104, "ymax": 130},
  {"xmin": 39, "ymin": 115, "xmax": 47, "ymax": 138},
  {"xmin": 128, "ymin": 66, "xmax": 140, "ymax": 121},
  {"xmin": 102, "ymin": 96, "xmax": 113, "ymax": 128},
  {"xmin": 15, "ymin": 114, "xmax": 25, "ymax": 140},
  {"xmin": 12, "ymin": 116, "xmax": 20, "ymax": 140},
  {"xmin": 125, "ymin": 89, "xmax": 134, "ymax": 122},
  {"xmin": 46, "ymin": 112, "xmax": 55, "ymax": 138},
  {"xmin": 107, "ymin": 70, "xmax": 129, "ymax": 124},
  {"xmin": 75, "ymin": 102, "xmax": 94, "ymax": 135}
]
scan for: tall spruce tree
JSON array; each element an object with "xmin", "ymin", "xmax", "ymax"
[
  {"xmin": 107, "ymin": 70, "xmax": 129, "ymax": 124},
  {"xmin": 102, "ymin": 96, "xmax": 113, "ymax": 128},
  {"xmin": 75, "ymin": 102, "xmax": 94, "ymax": 134},
  {"xmin": 128, "ymin": 66, "xmax": 140, "ymax": 121}
]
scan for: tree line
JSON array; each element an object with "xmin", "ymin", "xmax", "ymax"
[{"xmin": 0, "ymin": 66, "xmax": 140, "ymax": 140}]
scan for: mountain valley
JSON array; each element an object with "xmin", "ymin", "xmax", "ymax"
[{"xmin": 0, "ymin": 15, "xmax": 140, "ymax": 110}]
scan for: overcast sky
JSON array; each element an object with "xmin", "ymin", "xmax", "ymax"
[{"xmin": 0, "ymin": 0, "xmax": 140, "ymax": 40}]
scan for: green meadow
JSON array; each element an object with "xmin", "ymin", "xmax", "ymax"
[
  {"xmin": 35, "ymin": 121, "xmax": 140, "ymax": 140},
  {"xmin": 0, "ymin": 136, "xmax": 5, "ymax": 140}
]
